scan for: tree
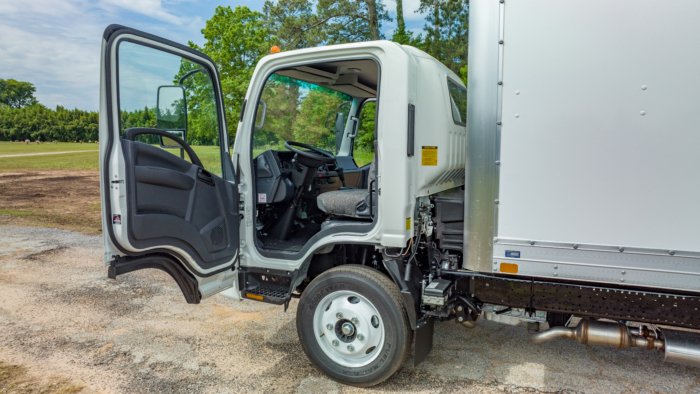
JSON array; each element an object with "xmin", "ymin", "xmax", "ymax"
[
  {"xmin": 263, "ymin": 0, "xmax": 391, "ymax": 49},
  {"xmin": 0, "ymin": 104, "xmax": 100, "ymax": 142},
  {"xmin": 263, "ymin": 0, "xmax": 327, "ymax": 50},
  {"xmin": 417, "ymin": 0, "xmax": 468, "ymax": 75},
  {"xmin": 391, "ymin": 0, "xmax": 423, "ymax": 46},
  {"xmin": 191, "ymin": 6, "xmax": 272, "ymax": 141},
  {"xmin": 318, "ymin": 0, "xmax": 391, "ymax": 43},
  {"xmin": 0, "ymin": 79, "xmax": 38, "ymax": 108}
]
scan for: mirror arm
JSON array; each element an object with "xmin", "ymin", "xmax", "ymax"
[{"xmin": 179, "ymin": 68, "xmax": 203, "ymax": 85}]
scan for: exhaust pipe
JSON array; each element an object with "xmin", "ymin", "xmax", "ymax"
[
  {"xmin": 662, "ymin": 329, "xmax": 700, "ymax": 367},
  {"xmin": 527, "ymin": 319, "xmax": 700, "ymax": 367}
]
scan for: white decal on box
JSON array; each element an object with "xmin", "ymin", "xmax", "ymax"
[{"xmin": 258, "ymin": 193, "xmax": 267, "ymax": 203}]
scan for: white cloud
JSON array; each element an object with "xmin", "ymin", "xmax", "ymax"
[
  {"xmin": 0, "ymin": 0, "xmax": 204, "ymax": 111},
  {"xmin": 384, "ymin": 0, "xmax": 426, "ymax": 21},
  {"xmin": 101, "ymin": 0, "xmax": 187, "ymax": 25},
  {"xmin": 0, "ymin": 0, "xmax": 103, "ymax": 109}
]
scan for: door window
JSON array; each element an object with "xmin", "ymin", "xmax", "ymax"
[
  {"xmin": 353, "ymin": 100, "xmax": 376, "ymax": 167},
  {"xmin": 117, "ymin": 41, "xmax": 224, "ymax": 175}
]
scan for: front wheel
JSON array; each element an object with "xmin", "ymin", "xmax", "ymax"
[{"xmin": 296, "ymin": 265, "xmax": 413, "ymax": 387}]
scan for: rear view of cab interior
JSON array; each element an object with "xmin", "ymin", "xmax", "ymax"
[{"xmin": 251, "ymin": 59, "xmax": 379, "ymax": 256}]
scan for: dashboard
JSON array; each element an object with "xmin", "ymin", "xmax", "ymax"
[{"xmin": 254, "ymin": 149, "xmax": 365, "ymax": 206}]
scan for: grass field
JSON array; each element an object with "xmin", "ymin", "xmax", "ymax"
[
  {"xmin": 0, "ymin": 142, "xmax": 374, "ymax": 172},
  {"xmin": 0, "ymin": 141, "xmax": 99, "ymax": 155}
]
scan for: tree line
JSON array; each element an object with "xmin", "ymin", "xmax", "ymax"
[
  {"xmin": 0, "ymin": 101, "xmax": 99, "ymax": 142},
  {"xmin": 198, "ymin": 0, "xmax": 468, "ymax": 141},
  {"xmin": 0, "ymin": 0, "xmax": 468, "ymax": 143}
]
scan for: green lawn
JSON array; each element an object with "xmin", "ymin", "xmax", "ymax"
[
  {"xmin": 354, "ymin": 149, "xmax": 373, "ymax": 167},
  {"xmin": 0, "ymin": 141, "xmax": 99, "ymax": 155},
  {"xmin": 0, "ymin": 142, "xmax": 374, "ymax": 173},
  {"xmin": 0, "ymin": 151, "xmax": 100, "ymax": 171}
]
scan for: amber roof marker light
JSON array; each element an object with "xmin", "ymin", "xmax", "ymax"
[{"xmin": 270, "ymin": 46, "xmax": 281, "ymax": 54}]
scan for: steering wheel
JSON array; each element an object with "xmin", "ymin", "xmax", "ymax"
[{"xmin": 284, "ymin": 141, "xmax": 336, "ymax": 167}]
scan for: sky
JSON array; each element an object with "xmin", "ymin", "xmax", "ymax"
[{"xmin": 0, "ymin": 0, "xmax": 430, "ymax": 112}]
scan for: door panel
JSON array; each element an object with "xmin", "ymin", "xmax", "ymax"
[
  {"xmin": 122, "ymin": 138, "xmax": 238, "ymax": 270},
  {"xmin": 101, "ymin": 25, "xmax": 239, "ymax": 285}
]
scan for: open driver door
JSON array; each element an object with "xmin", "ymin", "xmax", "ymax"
[{"xmin": 99, "ymin": 25, "xmax": 241, "ymax": 303}]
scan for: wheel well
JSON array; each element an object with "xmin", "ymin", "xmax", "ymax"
[
  {"xmin": 299, "ymin": 244, "xmax": 384, "ymax": 284},
  {"xmin": 295, "ymin": 244, "xmax": 422, "ymax": 330}
]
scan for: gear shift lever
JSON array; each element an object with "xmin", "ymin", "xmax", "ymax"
[{"xmin": 336, "ymin": 167, "xmax": 346, "ymax": 188}]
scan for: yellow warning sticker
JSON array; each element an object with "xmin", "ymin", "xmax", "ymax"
[
  {"xmin": 421, "ymin": 146, "xmax": 438, "ymax": 166},
  {"xmin": 406, "ymin": 217, "xmax": 411, "ymax": 231}
]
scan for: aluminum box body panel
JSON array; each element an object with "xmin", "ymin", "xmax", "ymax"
[
  {"xmin": 464, "ymin": 0, "xmax": 502, "ymax": 272},
  {"xmin": 497, "ymin": 0, "xmax": 700, "ymax": 253},
  {"xmin": 493, "ymin": 240, "xmax": 700, "ymax": 292}
]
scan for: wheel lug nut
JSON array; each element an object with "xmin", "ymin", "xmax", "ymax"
[
  {"xmin": 357, "ymin": 333, "xmax": 364, "ymax": 340},
  {"xmin": 347, "ymin": 345, "xmax": 355, "ymax": 352},
  {"xmin": 336, "ymin": 312, "xmax": 343, "ymax": 319},
  {"xmin": 351, "ymin": 317, "xmax": 359, "ymax": 324},
  {"xmin": 332, "ymin": 339, "xmax": 339, "ymax": 346},
  {"xmin": 326, "ymin": 324, "xmax": 333, "ymax": 330}
]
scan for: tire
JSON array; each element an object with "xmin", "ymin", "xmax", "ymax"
[{"xmin": 296, "ymin": 265, "xmax": 413, "ymax": 387}]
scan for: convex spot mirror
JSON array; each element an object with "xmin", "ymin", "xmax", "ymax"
[{"xmin": 157, "ymin": 85, "xmax": 187, "ymax": 148}]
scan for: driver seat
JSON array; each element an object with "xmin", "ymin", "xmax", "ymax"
[{"xmin": 317, "ymin": 158, "xmax": 375, "ymax": 218}]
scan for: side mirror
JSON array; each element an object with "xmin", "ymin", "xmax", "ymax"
[{"xmin": 157, "ymin": 85, "xmax": 187, "ymax": 148}]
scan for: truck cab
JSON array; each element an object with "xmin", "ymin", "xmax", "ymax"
[{"xmin": 99, "ymin": 25, "xmax": 466, "ymax": 386}]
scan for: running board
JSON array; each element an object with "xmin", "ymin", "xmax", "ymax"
[{"xmin": 239, "ymin": 267, "xmax": 297, "ymax": 307}]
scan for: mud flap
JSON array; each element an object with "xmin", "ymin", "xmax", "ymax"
[
  {"xmin": 413, "ymin": 317, "xmax": 434, "ymax": 366},
  {"xmin": 382, "ymin": 259, "xmax": 420, "ymax": 329}
]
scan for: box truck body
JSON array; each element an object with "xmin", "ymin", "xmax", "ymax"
[{"xmin": 466, "ymin": 0, "xmax": 700, "ymax": 292}]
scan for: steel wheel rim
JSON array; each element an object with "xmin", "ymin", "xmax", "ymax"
[{"xmin": 312, "ymin": 290, "xmax": 385, "ymax": 368}]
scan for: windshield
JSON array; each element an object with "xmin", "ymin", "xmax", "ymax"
[{"xmin": 253, "ymin": 74, "xmax": 352, "ymax": 158}]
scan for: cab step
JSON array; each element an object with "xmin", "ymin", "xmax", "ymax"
[{"xmin": 239, "ymin": 267, "xmax": 296, "ymax": 306}]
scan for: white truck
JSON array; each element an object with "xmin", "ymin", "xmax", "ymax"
[{"xmin": 99, "ymin": 0, "xmax": 700, "ymax": 387}]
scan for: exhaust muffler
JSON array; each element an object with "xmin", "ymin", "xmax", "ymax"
[
  {"xmin": 527, "ymin": 319, "xmax": 700, "ymax": 368},
  {"xmin": 662, "ymin": 329, "xmax": 700, "ymax": 367}
]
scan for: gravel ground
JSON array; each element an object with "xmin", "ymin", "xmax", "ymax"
[{"xmin": 0, "ymin": 225, "xmax": 698, "ymax": 394}]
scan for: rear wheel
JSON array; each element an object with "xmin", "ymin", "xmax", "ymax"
[{"xmin": 296, "ymin": 265, "xmax": 412, "ymax": 387}]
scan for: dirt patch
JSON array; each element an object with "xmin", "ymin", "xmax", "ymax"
[
  {"xmin": 1, "ymin": 225, "xmax": 699, "ymax": 394},
  {"xmin": 0, "ymin": 361, "xmax": 85, "ymax": 393},
  {"xmin": 0, "ymin": 170, "xmax": 101, "ymax": 235}
]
